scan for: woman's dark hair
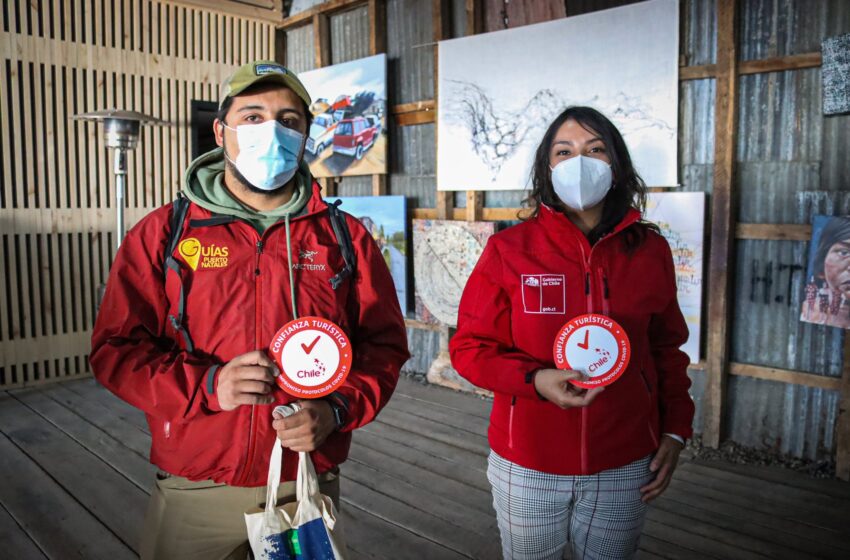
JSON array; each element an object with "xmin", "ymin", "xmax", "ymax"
[
  {"xmin": 813, "ymin": 217, "xmax": 850, "ymax": 277},
  {"xmin": 523, "ymin": 106, "xmax": 657, "ymax": 251}
]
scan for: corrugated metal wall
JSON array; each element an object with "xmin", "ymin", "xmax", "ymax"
[
  {"xmin": 282, "ymin": 0, "xmax": 850, "ymax": 459},
  {"xmin": 727, "ymin": 0, "xmax": 850, "ymax": 459}
]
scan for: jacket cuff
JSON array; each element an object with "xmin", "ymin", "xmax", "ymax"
[
  {"xmin": 525, "ymin": 369, "xmax": 546, "ymax": 401},
  {"xmin": 663, "ymin": 433, "xmax": 685, "ymax": 446},
  {"xmin": 204, "ymin": 364, "xmax": 223, "ymax": 412},
  {"xmin": 661, "ymin": 416, "xmax": 693, "ymax": 440}
]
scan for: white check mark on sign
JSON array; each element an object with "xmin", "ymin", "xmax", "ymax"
[{"xmin": 301, "ymin": 335, "xmax": 321, "ymax": 355}]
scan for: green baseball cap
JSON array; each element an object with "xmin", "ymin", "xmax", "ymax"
[{"xmin": 219, "ymin": 61, "xmax": 312, "ymax": 109}]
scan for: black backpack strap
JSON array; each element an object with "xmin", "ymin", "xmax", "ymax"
[
  {"xmin": 163, "ymin": 193, "xmax": 191, "ymax": 280},
  {"xmin": 327, "ymin": 199, "xmax": 357, "ymax": 290},
  {"xmin": 162, "ymin": 193, "xmax": 195, "ymax": 353}
]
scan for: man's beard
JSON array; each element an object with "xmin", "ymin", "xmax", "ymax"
[{"xmin": 225, "ymin": 158, "xmax": 290, "ymax": 196}]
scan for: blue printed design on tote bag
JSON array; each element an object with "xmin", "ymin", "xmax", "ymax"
[{"xmin": 262, "ymin": 518, "xmax": 336, "ymax": 559}]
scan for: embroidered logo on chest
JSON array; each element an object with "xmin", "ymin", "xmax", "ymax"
[
  {"xmin": 293, "ymin": 246, "xmax": 327, "ymax": 271},
  {"xmin": 521, "ymin": 274, "xmax": 566, "ymax": 314},
  {"xmin": 178, "ymin": 238, "xmax": 230, "ymax": 270}
]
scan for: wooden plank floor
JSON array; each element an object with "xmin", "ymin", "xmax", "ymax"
[{"xmin": 3, "ymin": 378, "xmax": 850, "ymax": 559}]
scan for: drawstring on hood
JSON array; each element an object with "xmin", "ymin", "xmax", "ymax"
[{"xmin": 284, "ymin": 212, "xmax": 298, "ymax": 319}]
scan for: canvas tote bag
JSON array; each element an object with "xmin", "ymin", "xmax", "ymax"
[{"xmin": 245, "ymin": 409, "xmax": 346, "ymax": 559}]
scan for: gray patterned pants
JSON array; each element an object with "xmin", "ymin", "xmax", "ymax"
[{"xmin": 487, "ymin": 451, "xmax": 655, "ymax": 560}]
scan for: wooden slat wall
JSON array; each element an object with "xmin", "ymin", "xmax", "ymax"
[{"xmin": 0, "ymin": 0, "xmax": 276, "ymax": 389}]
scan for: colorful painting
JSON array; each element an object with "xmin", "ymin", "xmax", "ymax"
[
  {"xmin": 645, "ymin": 192, "xmax": 706, "ymax": 363},
  {"xmin": 413, "ymin": 220, "xmax": 497, "ymax": 326},
  {"xmin": 299, "ymin": 54, "xmax": 387, "ymax": 177},
  {"xmin": 326, "ymin": 195, "xmax": 407, "ymax": 313},
  {"xmin": 437, "ymin": 0, "xmax": 679, "ymax": 191},
  {"xmin": 800, "ymin": 215, "xmax": 850, "ymax": 329}
]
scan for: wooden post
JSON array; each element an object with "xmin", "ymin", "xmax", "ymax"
[
  {"xmin": 313, "ymin": 13, "xmax": 331, "ymax": 68},
  {"xmin": 319, "ymin": 177, "xmax": 337, "ymax": 196},
  {"xmin": 274, "ymin": 26, "xmax": 287, "ymax": 65},
  {"xmin": 837, "ymin": 335, "xmax": 850, "ymax": 480},
  {"xmin": 704, "ymin": 0, "xmax": 739, "ymax": 448},
  {"xmin": 466, "ymin": 191, "xmax": 483, "ymax": 222},
  {"xmin": 369, "ymin": 0, "xmax": 388, "ymax": 195},
  {"xmin": 433, "ymin": 0, "xmax": 453, "ymax": 220},
  {"xmin": 372, "ymin": 174, "xmax": 387, "ymax": 196},
  {"xmin": 463, "ymin": 0, "xmax": 482, "ymax": 221},
  {"xmin": 368, "ymin": 0, "xmax": 387, "ymax": 55},
  {"xmin": 465, "ymin": 0, "xmax": 481, "ymax": 36}
]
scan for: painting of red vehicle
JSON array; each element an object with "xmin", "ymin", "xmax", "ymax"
[{"xmin": 332, "ymin": 117, "xmax": 378, "ymax": 160}]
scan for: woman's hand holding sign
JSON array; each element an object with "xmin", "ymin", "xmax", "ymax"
[{"xmin": 533, "ymin": 369, "xmax": 605, "ymax": 409}]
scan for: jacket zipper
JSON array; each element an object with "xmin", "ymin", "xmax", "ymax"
[
  {"xmin": 236, "ymin": 238, "xmax": 265, "ymax": 485},
  {"xmin": 508, "ymin": 396, "xmax": 516, "ymax": 449},
  {"xmin": 597, "ymin": 268, "xmax": 610, "ymax": 317}
]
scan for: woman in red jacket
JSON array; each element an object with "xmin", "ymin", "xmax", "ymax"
[{"xmin": 450, "ymin": 106, "xmax": 694, "ymax": 560}]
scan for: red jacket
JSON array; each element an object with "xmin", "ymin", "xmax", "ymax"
[
  {"xmin": 91, "ymin": 184, "xmax": 409, "ymax": 486},
  {"xmin": 449, "ymin": 205, "xmax": 694, "ymax": 475}
]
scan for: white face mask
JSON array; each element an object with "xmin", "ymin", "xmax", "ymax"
[
  {"xmin": 550, "ymin": 156, "xmax": 613, "ymax": 211},
  {"xmin": 222, "ymin": 120, "xmax": 305, "ymax": 191}
]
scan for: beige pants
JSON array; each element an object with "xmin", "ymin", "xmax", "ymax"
[{"xmin": 140, "ymin": 469, "xmax": 340, "ymax": 560}]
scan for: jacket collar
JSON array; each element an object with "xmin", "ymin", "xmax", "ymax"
[{"xmin": 537, "ymin": 203, "xmax": 642, "ymax": 252}]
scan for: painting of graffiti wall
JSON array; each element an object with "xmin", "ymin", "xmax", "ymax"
[
  {"xmin": 645, "ymin": 192, "xmax": 705, "ymax": 363},
  {"xmin": 299, "ymin": 54, "xmax": 387, "ymax": 178},
  {"xmin": 325, "ymin": 195, "xmax": 408, "ymax": 313},
  {"xmin": 413, "ymin": 220, "xmax": 496, "ymax": 326},
  {"xmin": 437, "ymin": 0, "xmax": 678, "ymax": 191}
]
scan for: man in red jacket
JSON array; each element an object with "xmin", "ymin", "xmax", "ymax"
[{"xmin": 90, "ymin": 60, "xmax": 409, "ymax": 559}]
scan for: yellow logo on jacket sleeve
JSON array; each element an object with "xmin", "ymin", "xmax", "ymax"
[{"xmin": 178, "ymin": 238, "xmax": 230, "ymax": 270}]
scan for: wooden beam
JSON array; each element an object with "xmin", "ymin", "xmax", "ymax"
[
  {"xmin": 729, "ymin": 363, "xmax": 841, "ymax": 392},
  {"xmin": 837, "ymin": 334, "xmax": 850, "ymax": 480},
  {"xmin": 404, "ymin": 318, "xmax": 441, "ymax": 332},
  {"xmin": 395, "ymin": 110, "xmax": 436, "ymax": 126},
  {"xmin": 680, "ymin": 64, "xmax": 717, "ymax": 81},
  {"xmin": 704, "ymin": 0, "xmax": 739, "ymax": 449},
  {"xmin": 412, "ymin": 207, "xmax": 524, "ymax": 221},
  {"xmin": 368, "ymin": 0, "xmax": 387, "ymax": 55},
  {"xmin": 392, "ymin": 100, "xmax": 437, "ymax": 114},
  {"xmin": 740, "ymin": 52, "xmax": 822, "ymax": 75},
  {"xmin": 313, "ymin": 13, "xmax": 331, "ymax": 68},
  {"xmin": 165, "ymin": 0, "xmax": 283, "ymax": 23},
  {"xmin": 735, "ymin": 223, "xmax": 811, "ymax": 241},
  {"xmin": 279, "ymin": 0, "xmax": 367, "ymax": 30},
  {"xmin": 680, "ymin": 52, "xmax": 822, "ymax": 81}
]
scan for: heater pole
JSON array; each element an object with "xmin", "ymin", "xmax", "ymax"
[{"xmin": 114, "ymin": 147, "xmax": 127, "ymax": 249}]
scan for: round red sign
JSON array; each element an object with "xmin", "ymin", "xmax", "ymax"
[
  {"xmin": 552, "ymin": 313, "xmax": 631, "ymax": 388},
  {"xmin": 269, "ymin": 316, "xmax": 353, "ymax": 399}
]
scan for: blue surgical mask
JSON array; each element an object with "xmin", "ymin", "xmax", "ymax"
[{"xmin": 223, "ymin": 120, "xmax": 305, "ymax": 191}]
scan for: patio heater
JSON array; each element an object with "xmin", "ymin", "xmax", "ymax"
[{"xmin": 72, "ymin": 110, "xmax": 168, "ymax": 249}]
